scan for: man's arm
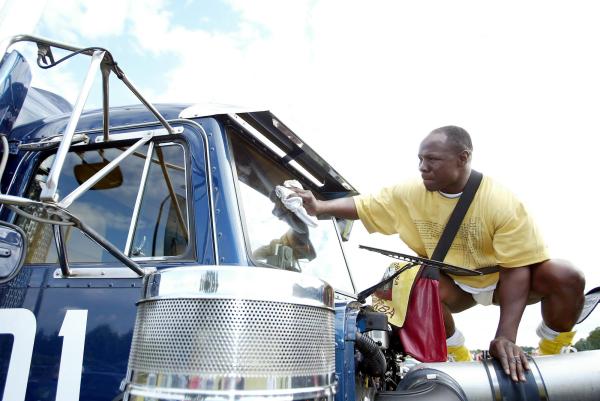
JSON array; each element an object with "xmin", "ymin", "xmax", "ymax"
[
  {"xmin": 489, "ymin": 266, "xmax": 531, "ymax": 382},
  {"xmin": 292, "ymin": 188, "xmax": 359, "ymax": 220}
]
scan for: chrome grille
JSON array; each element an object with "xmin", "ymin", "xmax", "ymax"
[{"xmin": 128, "ymin": 297, "xmax": 335, "ymax": 376}]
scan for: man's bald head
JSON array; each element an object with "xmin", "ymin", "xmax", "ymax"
[{"xmin": 429, "ymin": 125, "xmax": 473, "ymax": 153}]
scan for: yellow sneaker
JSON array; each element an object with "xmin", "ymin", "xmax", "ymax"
[
  {"xmin": 447, "ymin": 345, "xmax": 472, "ymax": 362},
  {"xmin": 537, "ymin": 331, "xmax": 576, "ymax": 355}
]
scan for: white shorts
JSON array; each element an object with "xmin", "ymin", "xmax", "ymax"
[{"xmin": 454, "ymin": 281, "xmax": 497, "ymax": 306}]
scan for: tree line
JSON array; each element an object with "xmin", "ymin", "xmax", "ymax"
[{"xmin": 574, "ymin": 326, "xmax": 600, "ymax": 351}]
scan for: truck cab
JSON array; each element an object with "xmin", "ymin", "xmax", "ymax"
[{"xmin": 0, "ymin": 35, "xmax": 361, "ymax": 401}]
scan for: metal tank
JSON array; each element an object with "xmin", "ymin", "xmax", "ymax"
[
  {"xmin": 121, "ymin": 265, "xmax": 336, "ymax": 401},
  {"xmin": 395, "ymin": 350, "xmax": 600, "ymax": 401}
]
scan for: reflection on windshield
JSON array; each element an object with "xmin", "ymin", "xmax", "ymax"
[
  {"xmin": 17, "ymin": 142, "xmax": 190, "ymax": 264},
  {"xmin": 229, "ymin": 130, "xmax": 354, "ymax": 294}
]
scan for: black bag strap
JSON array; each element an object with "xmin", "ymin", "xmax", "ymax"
[
  {"xmin": 422, "ymin": 170, "xmax": 483, "ymax": 280},
  {"xmin": 431, "ymin": 170, "xmax": 483, "ymax": 262}
]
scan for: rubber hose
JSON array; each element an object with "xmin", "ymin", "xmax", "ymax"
[{"xmin": 355, "ymin": 332, "xmax": 387, "ymax": 376}]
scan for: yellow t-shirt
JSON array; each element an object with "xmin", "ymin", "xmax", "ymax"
[{"xmin": 354, "ymin": 176, "xmax": 549, "ymax": 288}]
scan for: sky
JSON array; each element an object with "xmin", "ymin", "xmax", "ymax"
[{"xmin": 1, "ymin": 0, "xmax": 599, "ymax": 350}]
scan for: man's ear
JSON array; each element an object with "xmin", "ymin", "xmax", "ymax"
[{"xmin": 457, "ymin": 150, "xmax": 471, "ymax": 166}]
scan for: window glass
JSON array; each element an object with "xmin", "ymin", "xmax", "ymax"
[
  {"xmin": 229, "ymin": 131, "xmax": 354, "ymax": 293},
  {"xmin": 17, "ymin": 141, "xmax": 189, "ymax": 264},
  {"xmin": 131, "ymin": 143, "xmax": 189, "ymax": 258}
]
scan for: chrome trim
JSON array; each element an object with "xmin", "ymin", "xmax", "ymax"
[
  {"xmin": 222, "ymin": 125, "xmax": 267, "ymax": 272},
  {"xmin": 288, "ymin": 160, "xmax": 323, "ymax": 187},
  {"xmin": 533, "ymin": 351, "xmax": 600, "ymax": 401},
  {"xmin": 73, "ymin": 121, "xmax": 179, "ymax": 139},
  {"xmin": 126, "ymin": 376, "xmax": 335, "ymax": 401},
  {"xmin": 528, "ymin": 357, "xmax": 548, "ymax": 401},
  {"xmin": 229, "ymin": 113, "xmax": 285, "ymax": 157},
  {"xmin": 0, "ymin": 194, "xmax": 58, "ymax": 210},
  {"xmin": 142, "ymin": 265, "xmax": 334, "ymax": 309},
  {"xmin": 483, "ymin": 358, "xmax": 502, "ymax": 401},
  {"xmin": 18, "ymin": 133, "xmax": 89, "ymax": 151},
  {"xmin": 154, "ymin": 142, "xmax": 185, "ymax": 170},
  {"xmin": 40, "ymin": 50, "xmax": 106, "ymax": 202},
  {"xmin": 93, "ymin": 126, "xmax": 183, "ymax": 143},
  {"xmin": 117, "ymin": 73, "xmax": 174, "ymax": 135},
  {"xmin": 58, "ymin": 133, "xmax": 153, "ymax": 208},
  {"xmin": 0, "ymin": 34, "xmax": 85, "ymax": 59},
  {"xmin": 178, "ymin": 104, "xmax": 259, "ymax": 119},
  {"xmin": 124, "ymin": 266, "xmax": 336, "ymax": 401},
  {"xmin": 124, "ymin": 142, "xmax": 154, "ymax": 256},
  {"xmin": 129, "ymin": 372, "xmax": 336, "ymax": 391},
  {"xmin": 53, "ymin": 267, "xmax": 156, "ymax": 279},
  {"xmin": 176, "ymin": 119, "xmax": 219, "ymax": 264}
]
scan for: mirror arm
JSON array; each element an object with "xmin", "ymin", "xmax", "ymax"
[
  {"xmin": 53, "ymin": 225, "xmax": 71, "ymax": 276},
  {"xmin": 0, "ymin": 196, "xmax": 145, "ymax": 277},
  {"xmin": 74, "ymin": 218, "xmax": 144, "ymax": 276},
  {"xmin": 101, "ymin": 60, "xmax": 111, "ymax": 142},
  {"xmin": 40, "ymin": 50, "xmax": 106, "ymax": 203}
]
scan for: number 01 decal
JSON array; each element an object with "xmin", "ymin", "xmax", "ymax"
[{"xmin": 0, "ymin": 309, "xmax": 88, "ymax": 401}]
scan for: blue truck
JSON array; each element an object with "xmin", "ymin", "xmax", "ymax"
[{"xmin": 0, "ymin": 35, "xmax": 599, "ymax": 401}]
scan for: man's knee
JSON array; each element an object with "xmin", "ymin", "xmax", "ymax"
[{"xmin": 531, "ymin": 259, "xmax": 585, "ymax": 296}]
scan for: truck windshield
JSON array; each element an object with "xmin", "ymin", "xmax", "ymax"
[{"xmin": 228, "ymin": 130, "xmax": 354, "ymax": 294}]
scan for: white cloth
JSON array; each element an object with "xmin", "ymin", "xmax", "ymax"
[
  {"xmin": 454, "ymin": 280, "xmax": 497, "ymax": 306},
  {"xmin": 275, "ymin": 180, "xmax": 318, "ymax": 228}
]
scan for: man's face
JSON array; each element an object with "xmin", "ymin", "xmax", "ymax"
[{"xmin": 418, "ymin": 133, "xmax": 466, "ymax": 193}]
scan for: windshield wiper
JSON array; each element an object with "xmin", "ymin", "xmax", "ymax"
[{"xmin": 355, "ymin": 245, "xmax": 482, "ymax": 303}]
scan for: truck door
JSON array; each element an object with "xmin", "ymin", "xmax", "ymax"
[{"xmin": 0, "ymin": 124, "xmax": 212, "ymax": 401}]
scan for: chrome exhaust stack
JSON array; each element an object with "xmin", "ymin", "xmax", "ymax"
[
  {"xmin": 394, "ymin": 350, "xmax": 600, "ymax": 401},
  {"xmin": 122, "ymin": 266, "xmax": 336, "ymax": 401}
]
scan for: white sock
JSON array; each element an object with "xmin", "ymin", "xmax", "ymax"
[
  {"xmin": 536, "ymin": 321, "xmax": 560, "ymax": 340},
  {"xmin": 446, "ymin": 329, "xmax": 465, "ymax": 347}
]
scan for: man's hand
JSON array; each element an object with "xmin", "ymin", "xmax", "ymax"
[
  {"xmin": 288, "ymin": 188, "xmax": 359, "ymax": 220},
  {"xmin": 491, "ymin": 266, "xmax": 532, "ymax": 382},
  {"xmin": 290, "ymin": 188, "xmax": 320, "ymax": 216},
  {"xmin": 489, "ymin": 336, "xmax": 530, "ymax": 382}
]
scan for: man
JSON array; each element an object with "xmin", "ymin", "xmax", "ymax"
[{"xmin": 293, "ymin": 125, "xmax": 585, "ymax": 382}]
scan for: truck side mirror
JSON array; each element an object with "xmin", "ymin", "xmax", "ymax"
[
  {"xmin": 0, "ymin": 51, "xmax": 31, "ymax": 135},
  {"xmin": 0, "ymin": 222, "xmax": 26, "ymax": 284}
]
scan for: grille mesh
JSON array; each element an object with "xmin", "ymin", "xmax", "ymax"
[{"xmin": 128, "ymin": 298, "xmax": 335, "ymax": 376}]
